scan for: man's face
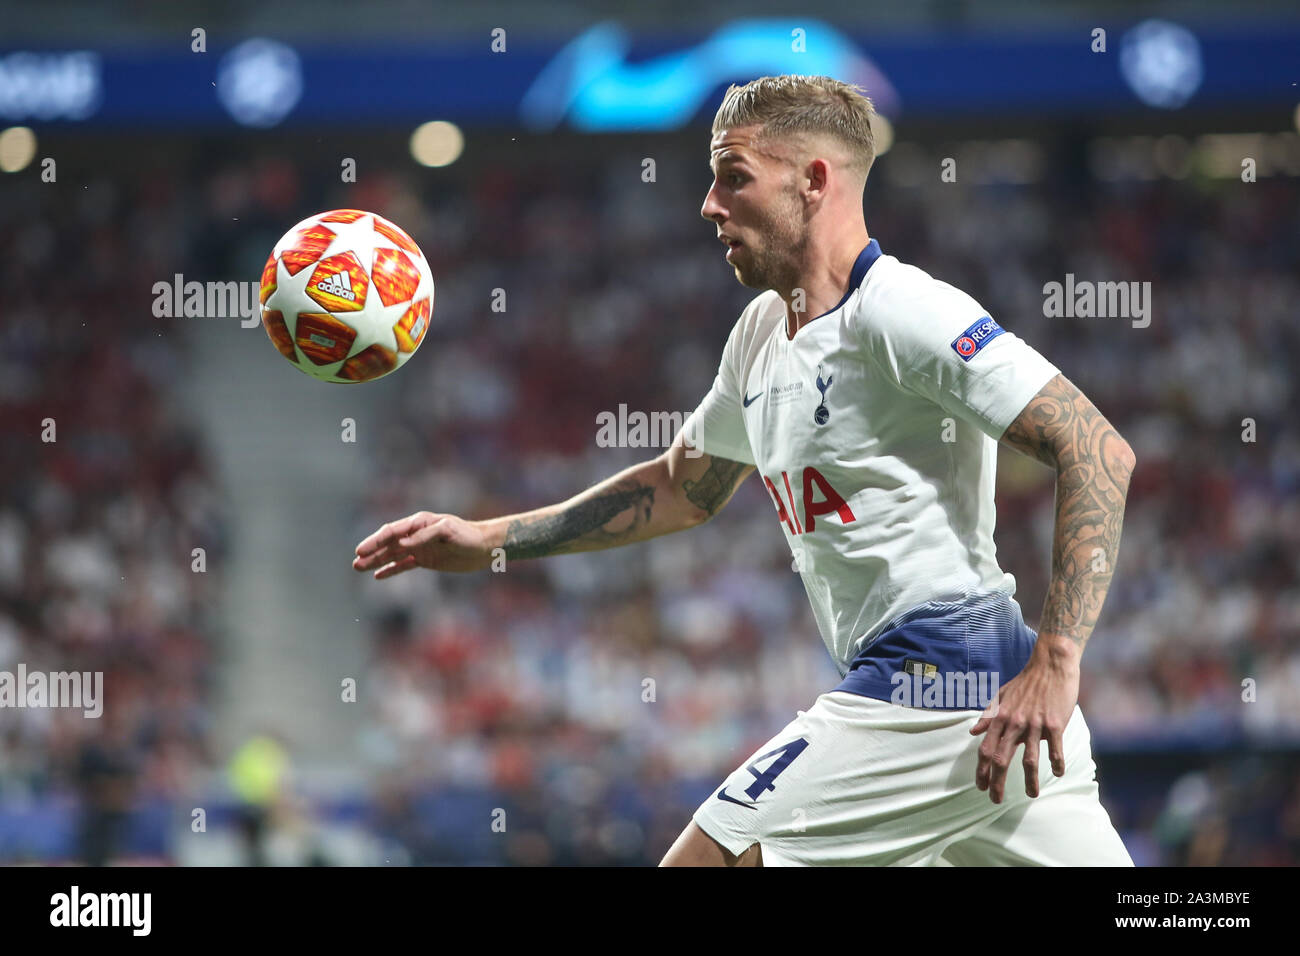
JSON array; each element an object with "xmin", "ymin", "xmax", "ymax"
[{"xmin": 701, "ymin": 126, "xmax": 806, "ymax": 291}]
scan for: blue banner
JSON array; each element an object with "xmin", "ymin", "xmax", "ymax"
[{"xmin": 1, "ymin": 17, "xmax": 1296, "ymax": 130}]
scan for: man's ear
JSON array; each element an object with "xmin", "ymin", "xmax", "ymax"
[{"xmin": 806, "ymin": 157, "xmax": 831, "ymax": 195}]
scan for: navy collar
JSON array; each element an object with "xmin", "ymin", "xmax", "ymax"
[{"xmin": 814, "ymin": 238, "xmax": 882, "ymax": 320}]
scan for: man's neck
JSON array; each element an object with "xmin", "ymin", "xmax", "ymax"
[{"xmin": 779, "ymin": 232, "xmax": 871, "ymax": 339}]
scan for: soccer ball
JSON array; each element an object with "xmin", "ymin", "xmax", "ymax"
[{"xmin": 259, "ymin": 209, "xmax": 434, "ymax": 383}]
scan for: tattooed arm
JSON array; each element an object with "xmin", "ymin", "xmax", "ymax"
[
  {"xmin": 997, "ymin": 372, "xmax": 1137, "ymax": 660},
  {"xmin": 495, "ymin": 434, "xmax": 753, "ymax": 560},
  {"xmin": 969, "ymin": 372, "xmax": 1136, "ymax": 803},
  {"xmin": 353, "ymin": 432, "xmax": 753, "ymax": 576}
]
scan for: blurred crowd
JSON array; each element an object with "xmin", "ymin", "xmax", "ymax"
[
  {"xmin": 0, "ymin": 130, "xmax": 1296, "ymax": 865},
  {"xmin": 0, "ymin": 167, "xmax": 228, "ymax": 861}
]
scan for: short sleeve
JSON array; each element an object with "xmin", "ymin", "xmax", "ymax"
[
  {"xmin": 860, "ymin": 283, "xmax": 1059, "ymax": 441},
  {"xmin": 679, "ymin": 317, "xmax": 757, "ymax": 465}
]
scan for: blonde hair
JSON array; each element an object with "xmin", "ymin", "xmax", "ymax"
[{"xmin": 712, "ymin": 75, "xmax": 877, "ymax": 179}]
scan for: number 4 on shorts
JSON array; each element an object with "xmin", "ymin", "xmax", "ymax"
[{"xmin": 743, "ymin": 737, "xmax": 810, "ymax": 801}]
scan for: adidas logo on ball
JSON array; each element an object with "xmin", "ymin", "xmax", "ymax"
[
  {"xmin": 316, "ymin": 271, "xmax": 355, "ymax": 301},
  {"xmin": 260, "ymin": 208, "xmax": 434, "ymax": 383}
]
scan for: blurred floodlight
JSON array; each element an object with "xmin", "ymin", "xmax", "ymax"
[
  {"xmin": 0, "ymin": 126, "xmax": 36, "ymax": 172},
  {"xmin": 216, "ymin": 38, "xmax": 303, "ymax": 128},
  {"xmin": 870, "ymin": 112, "xmax": 893, "ymax": 158},
  {"xmin": 1119, "ymin": 19, "xmax": 1203, "ymax": 109},
  {"xmin": 410, "ymin": 121, "xmax": 464, "ymax": 167}
]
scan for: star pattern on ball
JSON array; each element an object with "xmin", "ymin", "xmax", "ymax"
[
  {"xmin": 317, "ymin": 214, "xmax": 403, "ymax": 271},
  {"xmin": 260, "ymin": 209, "xmax": 433, "ymax": 383}
]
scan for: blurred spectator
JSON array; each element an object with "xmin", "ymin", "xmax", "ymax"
[{"xmin": 74, "ymin": 705, "xmax": 137, "ymax": 866}]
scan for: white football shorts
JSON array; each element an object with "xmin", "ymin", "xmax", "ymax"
[{"xmin": 692, "ymin": 691, "xmax": 1134, "ymax": 866}]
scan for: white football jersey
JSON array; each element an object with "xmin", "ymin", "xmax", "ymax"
[{"xmin": 684, "ymin": 240, "xmax": 1060, "ymax": 702}]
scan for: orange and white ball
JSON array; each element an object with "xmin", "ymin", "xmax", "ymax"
[{"xmin": 259, "ymin": 209, "xmax": 434, "ymax": 383}]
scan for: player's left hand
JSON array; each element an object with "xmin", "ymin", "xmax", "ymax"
[{"xmin": 969, "ymin": 641, "xmax": 1080, "ymax": 803}]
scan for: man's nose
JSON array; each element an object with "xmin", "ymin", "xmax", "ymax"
[{"xmin": 701, "ymin": 183, "xmax": 724, "ymax": 221}]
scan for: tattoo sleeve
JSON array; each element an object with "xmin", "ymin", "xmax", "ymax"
[
  {"xmin": 681, "ymin": 455, "xmax": 749, "ymax": 516},
  {"xmin": 999, "ymin": 373, "xmax": 1136, "ymax": 654},
  {"xmin": 503, "ymin": 478, "xmax": 655, "ymax": 560}
]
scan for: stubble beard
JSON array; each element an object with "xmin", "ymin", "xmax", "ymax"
[{"xmin": 734, "ymin": 192, "xmax": 806, "ymax": 294}]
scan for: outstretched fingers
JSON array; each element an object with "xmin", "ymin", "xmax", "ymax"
[{"xmin": 353, "ymin": 515, "xmax": 429, "ymax": 571}]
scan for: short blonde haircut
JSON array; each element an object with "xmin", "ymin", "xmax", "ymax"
[{"xmin": 712, "ymin": 74, "xmax": 877, "ymax": 179}]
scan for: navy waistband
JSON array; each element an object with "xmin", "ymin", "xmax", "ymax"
[{"xmin": 834, "ymin": 592, "xmax": 1038, "ymax": 710}]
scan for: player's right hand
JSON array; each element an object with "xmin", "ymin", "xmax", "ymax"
[{"xmin": 352, "ymin": 511, "xmax": 494, "ymax": 578}]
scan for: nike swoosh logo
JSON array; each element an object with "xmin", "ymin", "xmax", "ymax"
[
  {"xmin": 716, "ymin": 787, "xmax": 758, "ymax": 810},
  {"xmin": 743, "ymin": 391, "xmax": 762, "ymax": 407},
  {"xmin": 520, "ymin": 21, "xmax": 899, "ymax": 132}
]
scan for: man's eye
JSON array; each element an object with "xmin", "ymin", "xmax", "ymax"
[{"xmin": 727, "ymin": 173, "xmax": 743, "ymax": 186}]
